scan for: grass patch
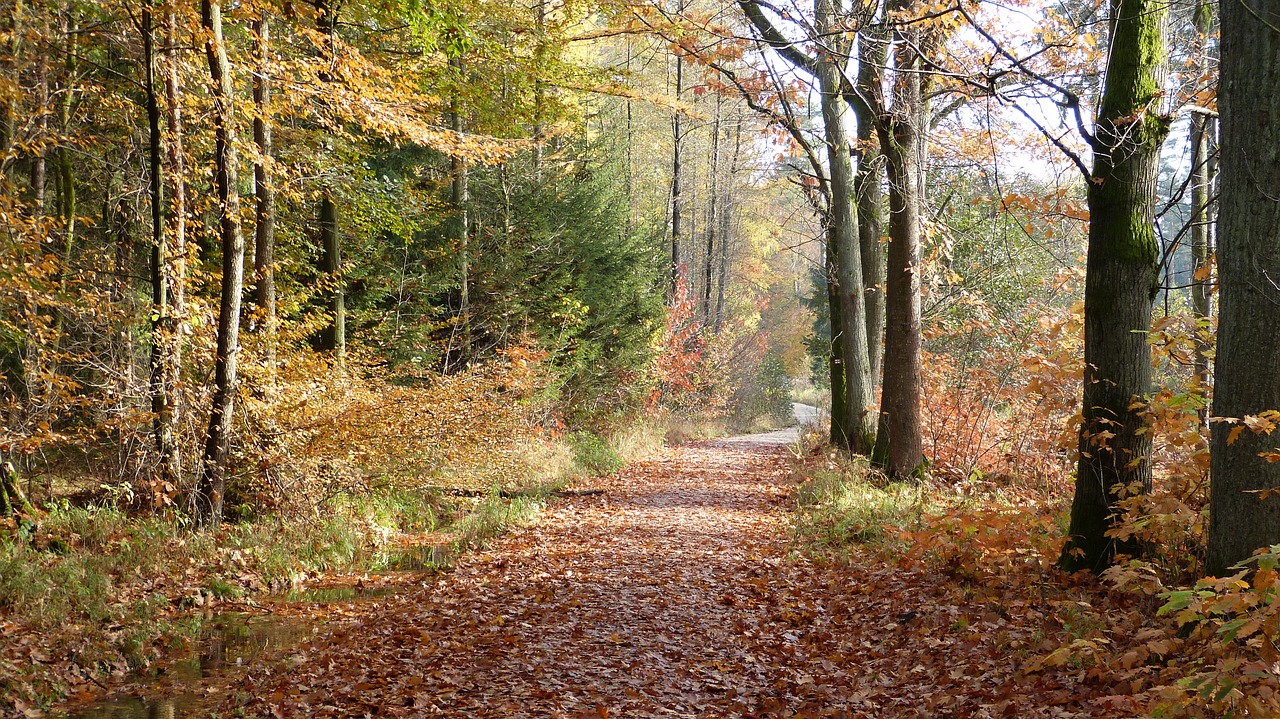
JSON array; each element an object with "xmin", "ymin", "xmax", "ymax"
[{"xmin": 793, "ymin": 464, "xmax": 938, "ymax": 554}]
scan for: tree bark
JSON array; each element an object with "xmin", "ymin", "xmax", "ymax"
[
  {"xmin": 826, "ymin": 239, "xmax": 849, "ymax": 446},
  {"xmin": 854, "ymin": 31, "xmax": 887, "ymax": 385},
  {"xmin": 143, "ymin": 1, "xmax": 181, "ymax": 489},
  {"xmin": 1189, "ymin": 1, "xmax": 1213, "ymax": 430},
  {"xmin": 704, "ymin": 97, "xmax": 721, "ymax": 324},
  {"xmin": 449, "ymin": 57, "xmax": 469, "ymax": 369},
  {"xmin": 195, "ymin": 0, "xmax": 246, "ymax": 527},
  {"xmin": 1061, "ymin": 0, "xmax": 1167, "ymax": 572},
  {"xmin": 319, "ymin": 193, "xmax": 345, "ymax": 362},
  {"xmin": 252, "ymin": 12, "xmax": 277, "ymax": 369},
  {"xmin": 817, "ymin": 23, "xmax": 875, "ymax": 453},
  {"xmin": 670, "ymin": 41, "xmax": 685, "ymax": 296},
  {"xmin": 715, "ymin": 116, "xmax": 741, "ymax": 333},
  {"xmin": 1207, "ymin": 0, "xmax": 1280, "ymax": 575},
  {"xmin": 31, "ymin": 27, "xmax": 46, "ymax": 213},
  {"xmin": 872, "ymin": 24, "xmax": 926, "ymax": 478},
  {"xmin": 164, "ymin": 5, "xmax": 187, "ymax": 450}
]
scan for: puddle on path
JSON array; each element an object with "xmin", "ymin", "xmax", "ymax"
[
  {"xmin": 67, "ymin": 612, "xmax": 313, "ymax": 719},
  {"xmin": 65, "ymin": 578, "xmax": 415, "ymax": 719},
  {"xmin": 384, "ymin": 542, "xmax": 454, "ymax": 571}
]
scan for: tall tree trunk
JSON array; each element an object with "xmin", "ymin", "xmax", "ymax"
[
  {"xmin": 0, "ymin": 0, "xmax": 19, "ymax": 176},
  {"xmin": 252, "ymin": 12, "xmax": 277, "ymax": 369},
  {"xmin": 817, "ymin": 32, "xmax": 875, "ymax": 453},
  {"xmin": 1188, "ymin": 1, "xmax": 1213, "ymax": 430},
  {"xmin": 319, "ymin": 193, "xmax": 345, "ymax": 362},
  {"xmin": 1061, "ymin": 0, "xmax": 1167, "ymax": 572},
  {"xmin": 195, "ymin": 0, "xmax": 246, "ymax": 526},
  {"xmin": 1207, "ymin": 0, "xmax": 1280, "ymax": 575},
  {"xmin": 164, "ymin": 5, "xmax": 186, "ymax": 442},
  {"xmin": 704, "ymin": 98, "xmax": 721, "ymax": 323},
  {"xmin": 670, "ymin": 44, "xmax": 684, "ymax": 295},
  {"xmin": 873, "ymin": 27, "xmax": 926, "ymax": 477},
  {"xmin": 826, "ymin": 239, "xmax": 849, "ymax": 446},
  {"xmin": 51, "ymin": 4, "xmax": 77, "ymax": 380},
  {"xmin": 449, "ymin": 57, "xmax": 469, "ymax": 368},
  {"xmin": 715, "ymin": 115, "xmax": 741, "ymax": 333},
  {"xmin": 143, "ymin": 1, "xmax": 180, "ymax": 489},
  {"xmin": 31, "ymin": 29, "xmax": 46, "ymax": 213},
  {"xmin": 854, "ymin": 31, "xmax": 887, "ymax": 386}
]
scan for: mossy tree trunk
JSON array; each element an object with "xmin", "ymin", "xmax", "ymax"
[
  {"xmin": 1207, "ymin": 0, "xmax": 1280, "ymax": 575},
  {"xmin": 817, "ymin": 29, "xmax": 875, "ymax": 454},
  {"xmin": 1061, "ymin": 0, "xmax": 1167, "ymax": 572}
]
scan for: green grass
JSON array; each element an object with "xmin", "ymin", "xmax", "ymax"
[
  {"xmin": 792, "ymin": 460, "xmax": 957, "ymax": 557},
  {"xmin": 569, "ymin": 432, "xmax": 626, "ymax": 475}
]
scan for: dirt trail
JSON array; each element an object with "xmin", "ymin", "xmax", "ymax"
[
  {"xmin": 226, "ymin": 427, "xmax": 1105, "ymax": 719},
  {"xmin": 230, "ymin": 432, "xmax": 811, "ymax": 717}
]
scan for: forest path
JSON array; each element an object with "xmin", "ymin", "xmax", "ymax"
[
  {"xmin": 226, "ymin": 416, "xmax": 1099, "ymax": 719},
  {"xmin": 231, "ymin": 429, "xmax": 823, "ymax": 718}
]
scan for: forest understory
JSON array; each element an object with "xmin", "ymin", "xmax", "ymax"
[
  {"xmin": 23, "ymin": 425, "xmax": 1263, "ymax": 719},
  {"xmin": 6, "ymin": 0, "xmax": 1280, "ymax": 714}
]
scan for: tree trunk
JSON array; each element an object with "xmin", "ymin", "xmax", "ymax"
[
  {"xmin": 817, "ymin": 37, "xmax": 875, "ymax": 453},
  {"xmin": 854, "ymin": 31, "xmax": 887, "ymax": 385},
  {"xmin": 449, "ymin": 60, "xmax": 469, "ymax": 369},
  {"xmin": 320, "ymin": 193, "xmax": 345, "ymax": 362},
  {"xmin": 826, "ymin": 239, "xmax": 849, "ymax": 446},
  {"xmin": 143, "ymin": 1, "xmax": 181, "ymax": 489},
  {"xmin": 704, "ymin": 98, "xmax": 721, "ymax": 324},
  {"xmin": 1061, "ymin": 0, "xmax": 1167, "ymax": 572},
  {"xmin": 873, "ymin": 29, "xmax": 926, "ymax": 478},
  {"xmin": 1189, "ymin": 1, "xmax": 1213, "ymax": 430},
  {"xmin": 0, "ymin": 0, "xmax": 19, "ymax": 177},
  {"xmin": 31, "ymin": 31, "xmax": 46, "ymax": 212},
  {"xmin": 0, "ymin": 461, "xmax": 34, "ymax": 517},
  {"xmin": 715, "ymin": 116, "xmax": 741, "ymax": 333},
  {"xmin": 1207, "ymin": 0, "xmax": 1280, "ymax": 575},
  {"xmin": 252, "ymin": 12, "xmax": 277, "ymax": 369},
  {"xmin": 164, "ymin": 5, "xmax": 186, "ymax": 449},
  {"xmin": 670, "ymin": 45, "xmax": 684, "ymax": 295},
  {"xmin": 194, "ymin": 0, "xmax": 246, "ymax": 527}
]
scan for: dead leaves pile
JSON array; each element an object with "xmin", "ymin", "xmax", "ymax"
[{"xmin": 215, "ymin": 432, "xmax": 1150, "ymax": 719}]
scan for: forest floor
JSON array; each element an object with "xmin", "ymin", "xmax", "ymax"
[{"xmin": 197, "ymin": 425, "xmax": 1134, "ymax": 719}]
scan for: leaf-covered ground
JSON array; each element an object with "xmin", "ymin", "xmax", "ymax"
[{"xmin": 222, "ymin": 431, "xmax": 1130, "ymax": 718}]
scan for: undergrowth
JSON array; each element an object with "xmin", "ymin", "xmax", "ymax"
[
  {"xmin": 789, "ymin": 428, "xmax": 1280, "ymax": 717},
  {"xmin": 0, "ymin": 425, "xmax": 658, "ymax": 712}
]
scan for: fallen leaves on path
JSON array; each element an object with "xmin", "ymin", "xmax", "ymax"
[{"xmin": 225, "ymin": 433, "xmax": 1126, "ymax": 718}]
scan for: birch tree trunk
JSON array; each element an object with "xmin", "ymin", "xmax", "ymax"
[{"xmin": 194, "ymin": 0, "xmax": 246, "ymax": 526}]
